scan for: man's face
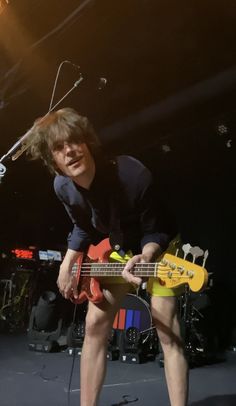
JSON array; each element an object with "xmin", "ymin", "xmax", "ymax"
[{"xmin": 52, "ymin": 142, "xmax": 95, "ymax": 181}]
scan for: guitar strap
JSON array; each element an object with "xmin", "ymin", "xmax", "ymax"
[
  {"xmin": 109, "ymin": 197, "xmax": 123, "ymax": 252},
  {"xmin": 108, "ymin": 159, "xmax": 124, "ymax": 253}
]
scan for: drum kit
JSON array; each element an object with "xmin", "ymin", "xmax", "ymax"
[{"xmin": 109, "ymin": 292, "xmax": 158, "ymax": 363}]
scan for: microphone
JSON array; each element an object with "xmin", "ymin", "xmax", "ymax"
[
  {"xmin": 98, "ymin": 77, "xmax": 107, "ymax": 90},
  {"xmin": 1, "ymin": 62, "xmax": 106, "ymax": 167},
  {"xmin": 2, "ymin": 125, "xmax": 35, "ymax": 162},
  {"xmin": 0, "ymin": 163, "xmax": 6, "ymax": 182},
  {"xmin": 74, "ymin": 75, "xmax": 107, "ymax": 90},
  {"xmin": 74, "ymin": 76, "xmax": 84, "ymax": 87},
  {"xmin": 59, "ymin": 60, "xmax": 107, "ymax": 90}
]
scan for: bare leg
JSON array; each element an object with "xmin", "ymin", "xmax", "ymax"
[
  {"xmin": 80, "ymin": 284, "xmax": 130, "ymax": 406},
  {"xmin": 151, "ymin": 296, "xmax": 189, "ymax": 406}
]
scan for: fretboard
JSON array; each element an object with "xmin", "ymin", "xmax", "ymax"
[{"xmin": 77, "ymin": 263, "xmax": 158, "ymax": 277}]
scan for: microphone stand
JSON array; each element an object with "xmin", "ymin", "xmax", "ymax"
[{"xmin": 0, "ymin": 75, "xmax": 83, "ymax": 181}]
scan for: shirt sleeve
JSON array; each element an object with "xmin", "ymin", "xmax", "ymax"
[
  {"xmin": 54, "ymin": 177, "xmax": 92, "ymax": 252},
  {"xmin": 63, "ymin": 203, "xmax": 92, "ymax": 251}
]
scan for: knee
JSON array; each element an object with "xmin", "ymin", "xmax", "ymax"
[
  {"xmin": 156, "ymin": 318, "xmax": 184, "ymax": 350},
  {"xmin": 157, "ymin": 327, "xmax": 172, "ymax": 347},
  {"xmin": 85, "ymin": 313, "xmax": 111, "ymax": 340}
]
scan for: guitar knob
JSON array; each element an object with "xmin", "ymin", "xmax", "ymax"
[
  {"xmin": 187, "ymin": 270, "xmax": 194, "ymax": 278},
  {"xmin": 177, "ymin": 266, "xmax": 184, "ymax": 274},
  {"xmin": 161, "ymin": 259, "xmax": 168, "ymax": 265}
]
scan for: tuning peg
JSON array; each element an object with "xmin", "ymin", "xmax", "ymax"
[
  {"xmin": 182, "ymin": 243, "xmax": 192, "ymax": 259},
  {"xmin": 189, "ymin": 246, "xmax": 204, "ymax": 263},
  {"xmin": 203, "ymin": 250, "xmax": 209, "ymax": 267}
]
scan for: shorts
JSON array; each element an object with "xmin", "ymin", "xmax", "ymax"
[{"xmin": 147, "ymin": 278, "xmax": 184, "ymax": 297}]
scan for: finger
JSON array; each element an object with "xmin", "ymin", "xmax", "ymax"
[
  {"xmin": 64, "ymin": 290, "xmax": 71, "ymax": 299},
  {"xmin": 122, "ymin": 270, "xmax": 142, "ymax": 286},
  {"xmin": 130, "ymin": 276, "xmax": 142, "ymax": 286},
  {"xmin": 71, "ymin": 277, "xmax": 79, "ymax": 298},
  {"xmin": 125, "ymin": 254, "xmax": 142, "ymax": 269},
  {"xmin": 72, "ymin": 287, "xmax": 79, "ymax": 299},
  {"xmin": 64, "ymin": 284, "xmax": 73, "ymax": 299}
]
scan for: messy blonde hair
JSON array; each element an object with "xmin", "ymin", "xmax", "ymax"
[{"xmin": 27, "ymin": 108, "xmax": 101, "ymax": 173}]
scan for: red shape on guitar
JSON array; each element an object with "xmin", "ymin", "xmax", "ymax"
[{"xmin": 71, "ymin": 238, "xmax": 113, "ymax": 304}]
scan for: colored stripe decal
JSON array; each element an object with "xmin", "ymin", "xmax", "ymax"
[
  {"xmin": 113, "ymin": 312, "xmax": 118, "ymax": 329},
  {"xmin": 118, "ymin": 309, "xmax": 126, "ymax": 329},
  {"xmin": 133, "ymin": 310, "xmax": 141, "ymax": 329},
  {"xmin": 125, "ymin": 310, "xmax": 133, "ymax": 329}
]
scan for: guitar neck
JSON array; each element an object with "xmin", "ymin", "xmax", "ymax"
[
  {"xmin": 80, "ymin": 263, "xmax": 157, "ymax": 277},
  {"xmin": 74, "ymin": 250, "xmax": 209, "ymax": 293}
]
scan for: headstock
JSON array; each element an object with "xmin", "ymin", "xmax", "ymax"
[{"xmin": 157, "ymin": 252, "xmax": 209, "ymax": 292}]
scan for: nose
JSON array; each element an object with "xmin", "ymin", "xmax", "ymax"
[{"xmin": 63, "ymin": 142, "xmax": 75, "ymax": 154}]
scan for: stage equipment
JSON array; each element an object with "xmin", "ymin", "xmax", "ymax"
[
  {"xmin": 27, "ymin": 291, "xmax": 62, "ymax": 352},
  {"xmin": 66, "ymin": 301, "xmax": 87, "ymax": 356},
  {"xmin": 107, "ymin": 328, "xmax": 120, "ymax": 360},
  {"xmin": 113, "ymin": 294, "xmax": 158, "ymax": 363},
  {"xmin": 12, "ymin": 248, "xmax": 34, "ymax": 260},
  {"xmin": 0, "ymin": 271, "xmax": 31, "ymax": 332},
  {"xmin": 67, "ymin": 320, "xmax": 85, "ymax": 356},
  {"xmin": 67, "ymin": 319, "xmax": 120, "ymax": 360},
  {"xmin": 10, "ymin": 245, "xmax": 63, "ymax": 264},
  {"xmin": 178, "ymin": 285, "xmax": 215, "ymax": 367}
]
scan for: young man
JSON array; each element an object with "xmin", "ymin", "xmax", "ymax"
[{"xmin": 28, "ymin": 108, "xmax": 188, "ymax": 406}]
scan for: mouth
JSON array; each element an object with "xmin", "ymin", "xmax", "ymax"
[{"xmin": 67, "ymin": 156, "xmax": 83, "ymax": 167}]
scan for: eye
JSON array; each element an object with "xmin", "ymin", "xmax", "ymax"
[{"xmin": 52, "ymin": 142, "xmax": 64, "ymax": 151}]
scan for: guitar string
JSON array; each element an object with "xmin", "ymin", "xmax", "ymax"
[
  {"xmin": 71, "ymin": 262, "xmax": 201, "ymax": 279},
  {"xmin": 74, "ymin": 266, "xmax": 195, "ymax": 276},
  {"xmin": 72, "ymin": 264, "xmax": 190, "ymax": 270},
  {"xmin": 72, "ymin": 262, "xmax": 198, "ymax": 269},
  {"xmin": 76, "ymin": 271, "xmax": 196, "ymax": 278}
]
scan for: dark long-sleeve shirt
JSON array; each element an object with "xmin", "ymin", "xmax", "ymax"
[{"xmin": 54, "ymin": 155, "xmax": 174, "ymax": 254}]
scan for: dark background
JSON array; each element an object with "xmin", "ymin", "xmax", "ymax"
[{"xmin": 0, "ymin": 1, "xmax": 235, "ymax": 347}]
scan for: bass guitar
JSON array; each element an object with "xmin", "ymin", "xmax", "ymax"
[{"xmin": 71, "ymin": 238, "xmax": 208, "ymax": 304}]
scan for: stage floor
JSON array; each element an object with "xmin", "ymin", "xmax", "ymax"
[{"xmin": 0, "ymin": 332, "xmax": 236, "ymax": 406}]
